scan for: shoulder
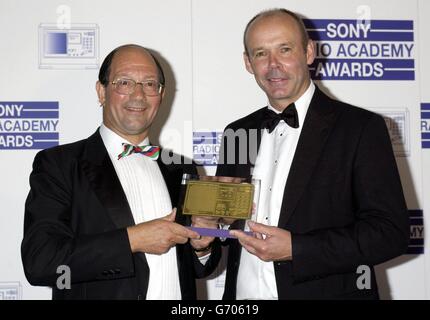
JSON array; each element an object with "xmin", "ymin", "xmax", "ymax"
[
  {"xmin": 32, "ymin": 131, "xmax": 98, "ymax": 168},
  {"xmin": 315, "ymin": 87, "xmax": 384, "ymax": 126},
  {"xmin": 35, "ymin": 137, "xmax": 87, "ymax": 160},
  {"xmin": 224, "ymin": 107, "xmax": 267, "ymax": 131},
  {"xmin": 338, "ymin": 101, "xmax": 385, "ymax": 130}
]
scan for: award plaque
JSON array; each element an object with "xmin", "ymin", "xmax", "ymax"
[
  {"xmin": 180, "ymin": 174, "xmax": 260, "ymax": 238},
  {"xmin": 183, "ymin": 180, "xmax": 254, "ymax": 219}
]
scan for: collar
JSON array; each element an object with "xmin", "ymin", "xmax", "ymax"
[{"xmin": 99, "ymin": 123, "xmax": 149, "ymax": 157}]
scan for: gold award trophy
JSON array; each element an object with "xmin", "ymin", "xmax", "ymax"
[{"xmin": 180, "ymin": 175, "xmax": 260, "ymax": 238}]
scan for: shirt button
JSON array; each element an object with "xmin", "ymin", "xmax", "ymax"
[
  {"xmin": 269, "ymin": 187, "xmax": 272, "ymax": 191},
  {"xmin": 275, "ymin": 160, "xmax": 278, "ymax": 164}
]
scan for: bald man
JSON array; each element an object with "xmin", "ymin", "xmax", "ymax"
[{"xmin": 216, "ymin": 9, "xmax": 409, "ymax": 299}]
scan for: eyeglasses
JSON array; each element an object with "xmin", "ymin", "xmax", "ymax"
[{"xmin": 111, "ymin": 78, "xmax": 164, "ymax": 96}]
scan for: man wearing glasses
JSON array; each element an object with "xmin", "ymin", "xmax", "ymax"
[{"xmin": 21, "ymin": 44, "xmax": 219, "ymax": 299}]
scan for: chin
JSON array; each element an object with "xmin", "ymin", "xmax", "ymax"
[{"xmin": 269, "ymin": 93, "xmax": 292, "ymax": 101}]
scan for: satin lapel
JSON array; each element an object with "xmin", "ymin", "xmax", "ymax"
[
  {"xmin": 244, "ymin": 110, "xmax": 265, "ymax": 177},
  {"xmin": 156, "ymin": 153, "xmax": 175, "ymax": 205},
  {"xmin": 156, "ymin": 152, "xmax": 196, "ymax": 225},
  {"xmin": 277, "ymin": 88, "xmax": 340, "ymax": 228},
  {"xmin": 81, "ymin": 130, "xmax": 135, "ymax": 228},
  {"xmin": 249, "ymin": 127, "xmax": 263, "ymax": 175}
]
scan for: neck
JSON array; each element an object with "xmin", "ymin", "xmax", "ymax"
[{"xmin": 126, "ymin": 135, "xmax": 148, "ymax": 145}]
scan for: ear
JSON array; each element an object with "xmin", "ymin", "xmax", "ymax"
[
  {"xmin": 306, "ymin": 40, "xmax": 316, "ymax": 65},
  {"xmin": 160, "ymin": 86, "xmax": 166, "ymax": 101},
  {"xmin": 96, "ymin": 81, "xmax": 106, "ymax": 106},
  {"xmin": 243, "ymin": 52, "xmax": 254, "ymax": 75}
]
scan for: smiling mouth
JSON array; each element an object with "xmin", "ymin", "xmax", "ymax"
[
  {"xmin": 268, "ymin": 78, "xmax": 285, "ymax": 82},
  {"xmin": 125, "ymin": 106, "xmax": 147, "ymax": 112},
  {"xmin": 267, "ymin": 78, "xmax": 288, "ymax": 86}
]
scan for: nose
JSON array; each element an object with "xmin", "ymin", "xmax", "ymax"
[
  {"xmin": 268, "ymin": 53, "xmax": 280, "ymax": 68},
  {"xmin": 131, "ymin": 83, "xmax": 147, "ymax": 99}
]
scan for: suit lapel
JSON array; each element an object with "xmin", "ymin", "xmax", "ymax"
[
  {"xmin": 242, "ymin": 109, "xmax": 266, "ymax": 177},
  {"xmin": 277, "ymin": 87, "xmax": 340, "ymax": 228},
  {"xmin": 156, "ymin": 153, "xmax": 195, "ymax": 224},
  {"xmin": 81, "ymin": 129, "xmax": 135, "ymax": 228},
  {"xmin": 249, "ymin": 127, "xmax": 263, "ymax": 175}
]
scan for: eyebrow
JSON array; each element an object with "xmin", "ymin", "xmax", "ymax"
[
  {"xmin": 278, "ymin": 42, "xmax": 294, "ymax": 47},
  {"xmin": 249, "ymin": 47, "xmax": 266, "ymax": 56},
  {"xmin": 113, "ymin": 74, "xmax": 158, "ymax": 81},
  {"xmin": 250, "ymin": 41, "xmax": 295, "ymax": 53}
]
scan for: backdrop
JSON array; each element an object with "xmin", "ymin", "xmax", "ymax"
[{"xmin": 0, "ymin": 0, "xmax": 428, "ymax": 299}]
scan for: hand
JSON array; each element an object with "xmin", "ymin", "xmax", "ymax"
[
  {"xmin": 229, "ymin": 221, "xmax": 292, "ymax": 262},
  {"xmin": 189, "ymin": 215, "xmax": 218, "ymax": 255},
  {"xmin": 127, "ymin": 208, "xmax": 200, "ymax": 255}
]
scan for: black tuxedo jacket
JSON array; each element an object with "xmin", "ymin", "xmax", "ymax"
[
  {"xmin": 216, "ymin": 86, "xmax": 409, "ymax": 299},
  {"xmin": 22, "ymin": 129, "xmax": 219, "ymax": 299}
]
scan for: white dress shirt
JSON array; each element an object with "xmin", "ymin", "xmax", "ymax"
[
  {"xmin": 236, "ymin": 82, "xmax": 315, "ymax": 300},
  {"xmin": 100, "ymin": 124, "xmax": 182, "ymax": 300}
]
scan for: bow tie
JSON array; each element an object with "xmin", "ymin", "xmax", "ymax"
[
  {"xmin": 117, "ymin": 143, "xmax": 160, "ymax": 160},
  {"xmin": 261, "ymin": 103, "xmax": 299, "ymax": 133}
]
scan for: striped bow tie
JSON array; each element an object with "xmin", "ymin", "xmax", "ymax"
[{"xmin": 117, "ymin": 143, "xmax": 160, "ymax": 160}]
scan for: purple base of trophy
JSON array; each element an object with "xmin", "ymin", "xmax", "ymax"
[{"xmin": 188, "ymin": 226, "xmax": 253, "ymax": 239}]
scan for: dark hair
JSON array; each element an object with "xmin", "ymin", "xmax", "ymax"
[
  {"xmin": 243, "ymin": 8, "xmax": 309, "ymax": 56},
  {"xmin": 98, "ymin": 44, "xmax": 165, "ymax": 86}
]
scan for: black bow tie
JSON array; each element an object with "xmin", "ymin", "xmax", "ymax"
[{"xmin": 261, "ymin": 103, "xmax": 299, "ymax": 133}]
